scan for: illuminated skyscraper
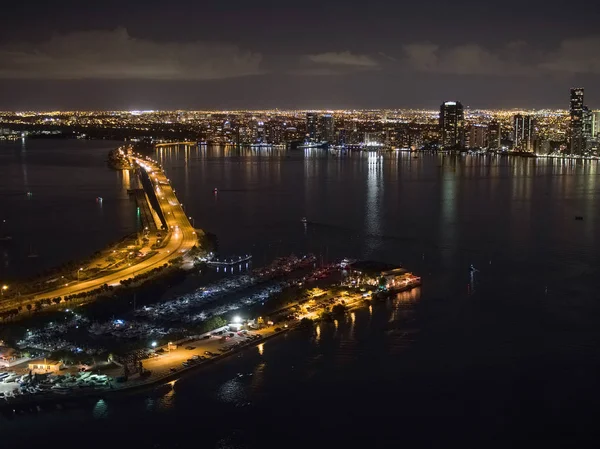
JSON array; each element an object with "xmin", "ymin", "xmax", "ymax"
[
  {"xmin": 487, "ymin": 120, "xmax": 501, "ymax": 149},
  {"xmin": 320, "ymin": 114, "xmax": 335, "ymax": 143},
  {"xmin": 592, "ymin": 110, "xmax": 600, "ymax": 138},
  {"xmin": 439, "ymin": 101, "xmax": 464, "ymax": 148},
  {"xmin": 306, "ymin": 112, "xmax": 318, "ymax": 141},
  {"xmin": 569, "ymin": 88, "xmax": 585, "ymax": 154},
  {"xmin": 468, "ymin": 124, "xmax": 488, "ymax": 148},
  {"xmin": 513, "ymin": 115, "xmax": 535, "ymax": 152}
]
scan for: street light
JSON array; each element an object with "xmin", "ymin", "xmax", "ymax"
[
  {"xmin": 77, "ymin": 268, "xmax": 83, "ymax": 281},
  {"xmin": 151, "ymin": 341, "xmax": 157, "ymax": 348},
  {"xmin": 1, "ymin": 285, "xmax": 7, "ymax": 296},
  {"xmin": 189, "ymin": 216, "xmax": 195, "ymax": 227}
]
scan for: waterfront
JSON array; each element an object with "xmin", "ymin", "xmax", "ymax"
[{"xmin": 3, "ymin": 142, "xmax": 600, "ymax": 446}]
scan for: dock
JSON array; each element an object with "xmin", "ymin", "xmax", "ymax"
[{"xmin": 206, "ymin": 255, "xmax": 253, "ymax": 266}]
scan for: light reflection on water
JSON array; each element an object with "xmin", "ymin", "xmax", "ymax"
[
  {"xmin": 217, "ymin": 379, "xmax": 247, "ymax": 404},
  {"xmin": 92, "ymin": 399, "xmax": 108, "ymax": 419},
  {"xmin": 4, "ymin": 147, "xmax": 600, "ymax": 446}
]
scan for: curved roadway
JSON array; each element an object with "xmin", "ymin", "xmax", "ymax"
[{"xmin": 21, "ymin": 155, "xmax": 197, "ymax": 304}]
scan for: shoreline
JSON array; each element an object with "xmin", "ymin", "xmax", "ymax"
[
  {"xmin": 0, "ymin": 325, "xmax": 291, "ymax": 415},
  {"xmin": 0, "ymin": 280, "xmax": 422, "ymax": 416}
]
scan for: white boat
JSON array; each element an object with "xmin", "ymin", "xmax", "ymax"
[{"xmin": 340, "ymin": 258, "xmax": 356, "ymax": 268}]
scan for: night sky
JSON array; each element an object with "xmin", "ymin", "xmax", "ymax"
[{"xmin": 1, "ymin": 0, "xmax": 599, "ymax": 110}]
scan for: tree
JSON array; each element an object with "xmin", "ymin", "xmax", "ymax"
[
  {"xmin": 201, "ymin": 316, "xmax": 228, "ymax": 333},
  {"xmin": 299, "ymin": 317, "xmax": 314, "ymax": 329},
  {"xmin": 26, "ymin": 304, "xmax": 32, "ymax": 313},
  {"xmin": 331, "ymin": 304, "xmax": 347, "ymax": 316},
  {"xmin": 319, "ymin": 310, "xmax": 332, "ymax": 321}
]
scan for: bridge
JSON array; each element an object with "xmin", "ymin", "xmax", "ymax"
[
  {"xmin": 0, "ymin": 154, "xmax": 198, "ymax": 315},
  {"xmin": 154, "ymin": 141, "xmax": 197, "ymax": 148}
]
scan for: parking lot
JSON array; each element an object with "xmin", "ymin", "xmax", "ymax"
[{"xmin": 108, "ymin": 326, "xmax": 276, "ymax": 383}]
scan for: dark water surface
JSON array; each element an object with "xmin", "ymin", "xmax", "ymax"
[
  {"xmin": 0, "ymin": 139, "xmax": 138, "ymax": 279},
  {"xmin": 4, "ymin": 143, "xmax": 600, "ymax": 447}
]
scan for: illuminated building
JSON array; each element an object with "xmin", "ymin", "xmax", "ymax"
[
  {"xmin": 487, "ymin": 120, "xmax": 501, "ymax": 149},
  {"xmin": 569, "ymin": 87, "xmax": 585, "ymax": 154},
  {"xmin": 439, "ymin": 101, "xmax": 464, "ymax": 148},
  {"xmin": 468, "ymin": 124, "xmax": 488, "ymax": 148},
  {"xmin": 306, "ymin": 112, "xmax": 318, "ymax": 141},
  {"xmin": 592, "ymin": 110, "xmax": 600, "ymax": 138},
  {"xmin": 513, "ymin": 114, "xmax": 535, "ymax": 152},
  {"xmin": 320, "ymin": 114, "xmax": 335, "ymax": 143}
]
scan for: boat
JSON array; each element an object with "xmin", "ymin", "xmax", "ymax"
[
  {"xmin": 298, "ymin": 142, "xmax": 328, "ymax": 149},
  {"xmin": 575, "ymin": 216, "xmax": 584, "ymax": 221},
  {"xmin": 301, "ymin": 217, "xmax": 307, "ymax": 224},
  {"xmin": 340, "ymin": 258, "xmax": 356, "ymax": 268}
]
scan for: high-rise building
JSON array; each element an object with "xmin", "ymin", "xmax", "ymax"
[
  {"xmin": 468, "ymin": 124, "xmax": 488, "ymax": 149},
  {"xmin": 487, "ymin": 120, "xmax": 501, "ymax": 149},
  {"xmin": 306, "ymin": 112, "xmax": 318, "ymax": 141},
  {"xmin": 439, "ymin": 101, "xmax": 464, "ymax": 148},
  {"xmin": 513, "ymin": 115, "xmax": 535, "ymax": 152},
  {"xmin": 320, "ymin": 114, "xmax": 335, "ymax": 143},
  {"xmin": 569, "ymin": 88, "xmax": 585, "ymax": 154},
  {"xmin": 583, "ymin": 107, "xmax": 594, "ymax": 140},
  {"xmin": 592, "ymin": 110, "xmax": 600, "ymax": 138}
]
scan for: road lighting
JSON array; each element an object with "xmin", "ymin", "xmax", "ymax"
[
  {"xmin": 151, "ymin": 341, "xmax": 157, "ymax": 348},
  {"xmin": 1, "ymin": 285, "xmax": 7, "ymax": 296},
  {"xmin": 189, "ymin": 216, "xmax": 195, "ymax": 227},
  {"xmin": 77, "ymin": 268, "xmax": 83, "ymax": 281}
]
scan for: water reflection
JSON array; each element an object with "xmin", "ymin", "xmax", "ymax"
[
  {"xmin": 365, "ymin": 153, "xmax": 383, "ymax": 258},
  {"xmin": 92, "ymin": 399, "xmax": 108, "ymax": 419},
  {"xmin": 440, "ymin": 167, "xmax": 457, "ymax": 267},
  {"xmin": 216, "ymin": 378, "xmax": 246, "ymax": 404}
]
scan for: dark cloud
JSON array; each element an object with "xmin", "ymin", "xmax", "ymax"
[
  {"xmin": 540, "ymin": 36, "xmax": 600, "ymax": 74},
  {"xmin": 307, "ymin": 51, "xmax": 379, "ymax": 68},
  {"xmin": 0, "ymin": 28, "xmax": 263, "ymax": 80},
  {"xmin": 401, "ymin": 37, "xmax": 600, "ymax": 77}
]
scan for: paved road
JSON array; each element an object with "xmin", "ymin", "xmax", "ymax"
[{"xmin": 3, "ymin": 155, "xmax": 197, "ymax": 308}]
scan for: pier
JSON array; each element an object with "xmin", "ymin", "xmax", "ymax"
[{"xmin": 206, "ymin": 255, "xmax": 253, "ymax": 266}]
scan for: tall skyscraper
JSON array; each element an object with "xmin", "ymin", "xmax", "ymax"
[
  {"xmin": 468, "ymin": 124, "xmax": 488, "ymax": 148},
  {"xmin": 513, "ymin": 115, "xmax": 535, "ymax": 152},
  {"xmin": 320, "ymin": 114, "xmax": 335, "ymax": 143},
  {"xmin": 306, "ymin": 112, "xmax": 318, "ymax": 141},
  {"xmin": 439, "ymin": 101, "xmax": 465, "ymax": 148},
  {"xmin": 569, "ymin": 88, "xmax": 585, "ymax": 154},
  {"xmin": 592, "ymin": 110, "xmax": 600, "ymax": 138},
  {"xmin": 487, "ymin": 120, "xmax": 501, "ymax": 149},
  {"xmin": 583, "ymin": 107, "xmax": 593, "ymax": 140}
]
